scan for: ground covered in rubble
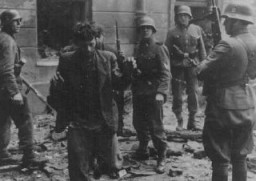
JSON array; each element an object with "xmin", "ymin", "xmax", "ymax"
[{"xmin": 1, "ymin": 94, "xmax": 256, "ymax": 181}]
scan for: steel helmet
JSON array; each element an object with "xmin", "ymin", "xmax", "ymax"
[
  {"xmin": 139, "ymin": 16, "xmax": 157, "ymax": 33},
  {"xmin": 222, "ymin": 3, "xmax": 254, "ymax": 24},
  {"xmin": 0, "ymin": 10, "xmax": 22, "ymax": 25},
  {"xmin": 176, "ymin": 5, "xmax": 192, "ymax": 18}
]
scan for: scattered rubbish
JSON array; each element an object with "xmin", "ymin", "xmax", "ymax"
[
  {"xmin": 169, "ymin": 167, "xmax": 183, "ymax": 177},
  {"xmin": 193, "ymin": 150, "xmax": 206, "ymax": 159},
  {"xmin": 166, "ymin": 149, "xmax": 183, "ymax": 157}
]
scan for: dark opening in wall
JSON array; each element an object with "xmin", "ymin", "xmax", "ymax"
[{"xmin": 37, "ymin": 0, "xmax": 92, "ymax": 58}]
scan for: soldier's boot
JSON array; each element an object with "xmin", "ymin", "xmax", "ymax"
[
  {"xmin": 175, "ymin": 113, "xmax": 184, "ymax": 131},
  {"xmin": 155, "ymin": 149, "xmax": 167, "ymax": 174},
  {"xmin": 187, "ymin": 113, "xmax": 201, "ymax": 131},
  {"xmin": 0, "ymin": 149, "xmax": 11, "ymax": 160},
  {"xmin": 0, "ymin": 149, "xmax": 18, "ymax": 165},
  {"xmin": 212, "ymin": 162, "xmax": 229, "ymax": 181},
  {"xmin": 20, "ymin": 149, "xmax": 47, "ymax": 169},
  {"xmin": 133, "ymin": 142, "xmax": 149, "ymax": 160}
]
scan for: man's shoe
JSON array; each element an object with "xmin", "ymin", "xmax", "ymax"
[
  {"xmin": 176, "ymin": 118, "xmax": 184, "ymax": 131},
  {"xmin": 21, "ymin": 151, "xmax": 47, "ymax": 169},
  {"xmin": 21, "ymin": 157, "xmax": 47, "ymax": 169},
  {"xmin": 0, "ymin": 150, "xmax": 18, "ymax": 165},
  {"xmin": 187, "ymin": 115, "xmax": 202, "ymax": 131},
  {"xmin": 0, "ymin": 150, "xmax": 12, "ymax": 160},
  {"xmin": 187, "ymin": 121, "xmax": 202, "ymax": 131},
  {"xmin": 155, "ymin": 157, "xmax": 166, "ymax": 174}
]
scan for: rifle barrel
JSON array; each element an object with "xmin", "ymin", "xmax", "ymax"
[
  {"xmin": 115, "ymin": 20, "xmax": 121, "ymax": 52},
  {"xmin": 21, "ymin": 76, "xmax": 55, "ymax": 112}
]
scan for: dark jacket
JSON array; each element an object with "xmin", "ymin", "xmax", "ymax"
[
  {"xmin": 132, "ymin": 38, "xmax": 171, "ymax": 100},
  {"xmin": 56, "ymin": 49, "xmax": 123, "ymax": 131},
  {"xmin": 0, "ymin": 32, "xmax": 22, "ymax": 99},
  {"xmin": 198, "ymin": 30, "xmax": 256, "ymax": 110}
]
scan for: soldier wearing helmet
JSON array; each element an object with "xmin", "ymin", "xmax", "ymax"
[
  {"xmin": 165, "ymin": 5, "xmax": 206, "ymax": 131},
  {"xmin": 0, "ymin": 10, "xmax": 44, "ymax": 168},
  {"xmin": 196, "ymin": 3, "xmax": 256, "ymax": 181},
  {"xmin": 129, "ymin": 15, "xmax": 171, "ymax": 173}
]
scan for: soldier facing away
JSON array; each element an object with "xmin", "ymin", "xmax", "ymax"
[
  {"xmin": 165, "ymin": 5, "xmax": 206, "ymax": 131},
  {"xmin": 0, "ymin": 10, "xmax": 43, "ymax": 168},
  {"xmin": 196, "ymin": 3, "xmax": 256, "ymax": 181},
  {"xmin": 130, "ymin": 15, "xmax": 171, "ymax": 173}
]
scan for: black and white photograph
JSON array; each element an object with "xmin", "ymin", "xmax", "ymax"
[{"xmin": 0, "ymin": 0, "xmax": 256, "ymax": 180}]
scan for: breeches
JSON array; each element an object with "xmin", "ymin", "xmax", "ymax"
[
  {"xmin": 171, "ymin": 66, "xmax": 198, "ymax": 115},
  {"xmin": 0, "ymin": 96, "xmax": 33, "ymax": 152},
  {"xmin": 133, "ymin": 95, "xmax": 167, "ymax": 151},
  {"xmin": 203, "ymin": 99, "xmax": 255, "ymax": 163}
]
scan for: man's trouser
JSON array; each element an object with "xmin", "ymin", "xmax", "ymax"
[
  {"xmin": 68, "ymin": 125, "xmax": 116, "ymax": 181},
  {"xmin": 171, "ymin": 66, "xmax": 198, "ymax": 117},
  {"xmin": 133, "ymin": 94, "xmax": 167, "ymax": 154},
  {"xmin": 113, "ymin": 90, "xmax": 125, "ymax": 133},
  {"xmin": 0, "ymin": 96, "xmax": 34, "ymax": 155},
  {"xmin": 203, "ymin": 98, "xmax": 255, "ymax": 181}
]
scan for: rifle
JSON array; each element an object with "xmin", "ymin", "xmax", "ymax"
[
  {"xmin": 21, "ymin": 76, "xmax": 55, "ymax": 113},
  {"xmin": 201, "ymin": 0, "xmax": 222, "ymax": 96},
  {"xmin": 173, "ymin": 45, "xmax": 199, "ymax": 66},
  {"xmin": 211, "ymin": 0, "xmax": 222, "ymax": 46},
  {"xmin": 115, "ymin": 20, "xmax": 121, "ymax": 56}
]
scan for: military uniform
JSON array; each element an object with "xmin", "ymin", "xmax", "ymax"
[
  {"xmin": 197, "ymin": 3, "xmax": 256, "ymax": 179},
  {"xmin": 132, "ymin": 37, "xmax": 170, "ymax": 160},
  {"xmin": 0, "ymin": 31, "xmax": 34, "ymax": 162},
  {"xmin": 165, "ymin": 23, "xmax": 206, "ymax": 129}
]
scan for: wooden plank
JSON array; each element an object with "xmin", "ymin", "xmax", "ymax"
[
  {"xmin": 0, "ymin": 0, "xmax": 36, "ymax": 9},
  {"xmin": 0, "ymin": 9, "xmax": 36, "ymax": 28},
  {"xmin": 16, "ymin": 28, "xmax": 37, "ymax": 47},
  {"xmin": 93, "ymin": 12, "xmax": 135, "ymax": 28},
  {"xmin": 93, "ymin": 0, "xmax": 136, "ymax": 12},
  {"xmin": 145, "ymin": 0, "xmax": 169, "ymax": 13}
]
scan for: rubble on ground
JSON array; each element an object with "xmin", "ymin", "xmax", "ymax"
[{"xmin": 1, "ymin": 99, "xmax": 256, "ymax": 181}]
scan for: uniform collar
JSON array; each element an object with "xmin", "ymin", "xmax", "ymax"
[
  {"xmin": 177, "ymin": 23, "xmax": 190, "ymax": 31},
  {"xmin": 231, "ymin": 27, "xmax": 249, "ymax": 37},
  {"xmin": 140, "ymin": 37, "xmax": 155, "ymax": 47}
]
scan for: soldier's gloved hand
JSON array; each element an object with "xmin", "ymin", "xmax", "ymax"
[
  {"xmin": 126, "ymin": 57, "xmax": 137, "ymax": 69},
  {"xmin": 155, "ymin": 93, "xmax": 164, "ymax": 105},
  {"xmin": 183, "ymin": 58, "xmax": 193, "ymax": 67},
  {"xmin": 12, "ymin": 93, "xmax": 24, "ymax": 105}
]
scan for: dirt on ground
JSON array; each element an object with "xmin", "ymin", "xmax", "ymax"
[{"xmin": 1, "ymin": 93, "xmax": 256, "ymax": 181}]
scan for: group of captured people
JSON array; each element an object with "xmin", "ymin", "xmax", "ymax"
[{"xmin": 0, "ymin": 2, "xmax": 256, "ymax": 181}]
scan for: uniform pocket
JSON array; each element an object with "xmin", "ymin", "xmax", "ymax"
[{"xmin": 217, "ymin": 85, "xmax": 254, "ymax": 110}]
